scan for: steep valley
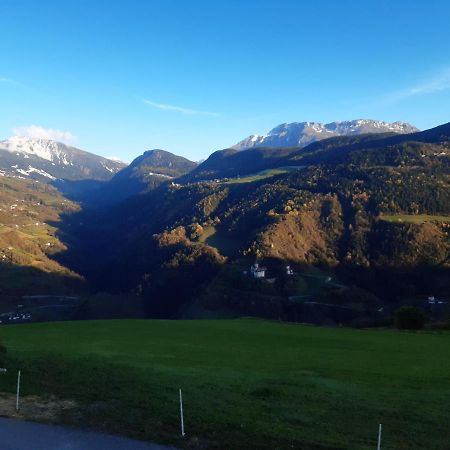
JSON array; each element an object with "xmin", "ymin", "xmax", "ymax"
[
  {"xmin": 47, "ymin": 123, "xmax": 450, "ymax": 325},
  {"xmin": 1, "ymin": 122, "xmax": 449, "ymax": 326}
]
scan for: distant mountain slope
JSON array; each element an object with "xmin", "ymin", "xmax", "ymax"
[
  {"xmin": 82, "ymin": 149, "xmax": 197, "ymax": 206},
  {"xmin": 232, "ymin": 119, "xmax": 418, "ymax": 150},
  {"xmin": 121, "ymin": 149, "xmax": 197, "ymax": 179},
  {"xmin": 0, "ymin": 176, "xmax": 84, "ymax": 296},
  {"xmin": 180, "ymin": 147, "xmax": 296, "ymax": 183},
  {"xmin": 0, "ymin": 137, "xmax": 126, "ymax": 182},
  {"xmin": 185, "ymin": 123, "xmax": 448, "ymax": 182}
]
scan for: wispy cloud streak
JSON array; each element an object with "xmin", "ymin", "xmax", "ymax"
[
  {"xmin": 0, "ymin": 77, "xmax": 26, "ymax": 87},
  {"xmin": 383, "ymin": 68, "xmax": 450, "ymax": 103},
  {"xmin": 142, "ymin": 98, "xmax": 219, "ymax": 116}
]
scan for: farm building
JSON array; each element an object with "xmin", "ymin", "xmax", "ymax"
[{"xmin": 250, "ymin": 263, "xmax": 267, "ymax": 279}]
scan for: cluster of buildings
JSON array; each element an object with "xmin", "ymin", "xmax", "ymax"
[
  {"xmin": 247, "ymin": 262, "xmax": 294, "ymax": 279},
  {"xmin": 0, "ymin": 312, "xmax": 32, "ymax": 324},
  {"xmin": 427, "ymin": 296, "xmax": 447, "ymax": 305}
]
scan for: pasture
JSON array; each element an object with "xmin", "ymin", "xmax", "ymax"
[{"xmin": 0, "ymin": 319, "xmax": 449, "ymax": 449}]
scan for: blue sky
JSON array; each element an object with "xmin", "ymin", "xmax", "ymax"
[{"xmin": 1, "ymin": 0, "xmax": 450, "ymax": 162}]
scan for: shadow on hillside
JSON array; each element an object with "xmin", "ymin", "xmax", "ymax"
[
  {"xmin": 193, "ymin": 257, "xmax": 450, "ymax": 326},
  {"xmin": 39, "ymin": 184, "xmax": 450, "ymax": 324},
  {"xmin": 0, "ymin": 261, "xmax": 84, "ymax": 299},
  {"xmin": 0, "ymin": 261, "xmax": 147, "ymax": 322},
  {"xmin": 51, "ymin": 179, "xmax": 106, "ymax": 204},
  {"xmin": 48, "ymin": 197, "xmax": 450, "ymax": 322},
  {"xmin": 47, "ymin": 205, "xmax": 131, "ymax": 293}
]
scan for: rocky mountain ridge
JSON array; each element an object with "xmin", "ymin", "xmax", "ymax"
[
  {"xmin": 232, "ymin": 119, "xmax": 419, "ymax": 150},
  {"xmin": 0, "ymin": 137, "xmax": 126, "ymax": 182}
]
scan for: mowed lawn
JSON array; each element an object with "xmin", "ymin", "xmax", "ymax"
[{"xmin": 0, "ymin": 320, "xmax": 449, "ymax": 449}]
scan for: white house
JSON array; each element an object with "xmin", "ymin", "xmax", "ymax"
[
  {"xmin": 250, "ymin": 263, "xmax": 266, "ymax": 279},
  {"xmin": 427, "ymin": 296, "xmax": 447, "ymax": 305}
]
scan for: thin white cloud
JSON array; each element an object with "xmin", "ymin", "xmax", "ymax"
[
  {"xmin": 384, "ymin": 68, "xmax": 450, "ymax": 103},
  {"xmin": 0, "ymin": 77, "xmax": 26, "ymax": 87},
  {"xmin": 12, "ymin": 125, "xmax": 76, "ymax": 143},
  {"xmin": 142, "ymin": 98, "xmax": 219, "ymax": 117}
]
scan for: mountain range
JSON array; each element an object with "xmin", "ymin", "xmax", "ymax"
[
  {"xmin": 0, "ymin": 119, "xmax": 418, "ymax": 187},
  {"xmin": 1, "ymin": 119, "xmax": 449, "ymax": 325},
  {"xmin": 45, "ymin": 120, "xmax": 449, "ymax": 322},
  {"xmin": 232, "ymin": 119, "xmax": 419, "ymax": 150}
]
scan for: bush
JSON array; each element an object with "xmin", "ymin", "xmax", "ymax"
[{"xmin": 395, "ymin": 306, "xmax": 426, "ymax": 330}]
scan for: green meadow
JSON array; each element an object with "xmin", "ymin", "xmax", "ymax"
[
  {"xmin": 0, "ymin": 319, "xmax": 449, "ymax": 449},
  {"xmin": 222, "ymin": 166, "xmax": 305, "ymax": 184},
  {"xmin": 378, "ymin": 214, "xmax": 450, "ymax": 224}
]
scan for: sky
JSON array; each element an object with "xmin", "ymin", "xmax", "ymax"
[{"xmin": 1, "ymin": 0, "xmax": 450, "ymax": 162}]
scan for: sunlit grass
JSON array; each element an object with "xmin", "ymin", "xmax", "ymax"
[{"xmin": 378, "ymin": 214, "xmax": 450, "ymax": 224}]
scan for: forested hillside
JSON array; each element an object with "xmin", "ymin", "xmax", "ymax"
[{"xmin": 51, "ymin": 122, "xmax": 450, "ymax": 323}]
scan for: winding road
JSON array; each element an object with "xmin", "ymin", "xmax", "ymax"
[{"xmin": 0, "ymin": 418, "xmax": 179, "ymax": 450}]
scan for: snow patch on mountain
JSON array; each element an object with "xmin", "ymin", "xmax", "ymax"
[
  {"xmin": 101, "ymin": 162, "xmax": 117, "ymax": 173},
  {"xmin": 147, "ymin": 172, "xmax": 173, "ymax": 178},
  {"xmin": 15, "ymin": 166, "xmax": 56, "ymax": 180},
  {"xmin": 0, "ymin": 137, "xmax": 126, "ymax": 182},
  {"xmin": 107, "ymin": 156, "xmax": 128, "ymax": 164},
  {"xmin": 0, "ymin": 136, "xmax": 74, "ymax": 164}
]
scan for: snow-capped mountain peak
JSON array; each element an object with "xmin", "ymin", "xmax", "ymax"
[
  {"xmin": 0, "ymin": 136, "xmax": 75, "ymax": 164},
  {"xmin": 232, "ymin": 119, "xmax": 419, "ymax": 150},
  {"xmin": 0, "ymin": 137, "xmax": 127, "ymax": 182}
]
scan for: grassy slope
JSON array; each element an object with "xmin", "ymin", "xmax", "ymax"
[
  {"xmin": 378, "ymin": 214, "xmax": 450, "ymax": 224},
  {"xmin": 222, "ymin": 168, "xmax": 291, "ymax": 184},
  {"xmin": 198, "ymin": 226, "xmax": 243, "ymax": 257},
  {"xmin": 1, "ymin": 320, "xmax": 449, "ymax": 449},
  {"xmin": 0, "ymin": 177, "xmax": 82, "ymax": 294},
  {"xmin": 221, "ymin": 166, "xmax": 305, "ymax": 185}
]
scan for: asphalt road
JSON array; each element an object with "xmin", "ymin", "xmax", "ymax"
[{"xmin": 0, "ymin": 418, "xmax": 179, "ymax": 450}]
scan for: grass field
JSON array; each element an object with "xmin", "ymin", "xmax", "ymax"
[
  {"xmin": 0, "ymin": 320, "xmax": 449, "ymax": 449},
  {"xmin": 378, "ymin": 214, "xmax": 450, "ymax": 224},
  {"xmin": 197, "ymin": 226, "xmax": 243, "ymax": 257},
  {"xmin": 222, "ymin": 166, "xmax": 305, "ymax": 184}
]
